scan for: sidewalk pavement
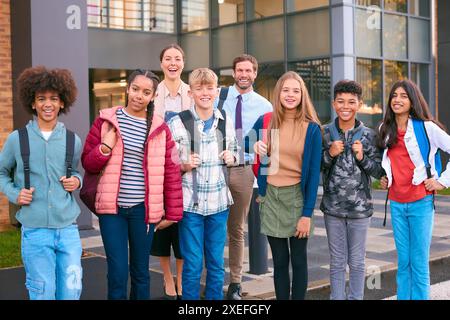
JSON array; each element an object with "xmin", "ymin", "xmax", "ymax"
[{"xmin": 79, "ymin": 189, "xmax": 450, "ymax": 300}]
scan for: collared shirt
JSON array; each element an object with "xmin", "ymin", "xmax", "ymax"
[
  {"xmin": 163, "ymin": 83, "xmax": 183, "ymax": 113},
  {"xmin": 154, "ymin": 80, "xmax": 193, "ymax": 118},
  {"xmin": 168, "ymin": 107, "xmax": 239, "ymax": 216},
  {"xmin": 0, "ymin": 120, "xmax": 83, "ymax": 228},
  {"xmin": 215, "ymin": 85, "xmax": 272, "ymax": 162}
]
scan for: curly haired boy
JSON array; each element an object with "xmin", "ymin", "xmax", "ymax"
[{"xmin": 0, "ymin": 66, "xmax": 84, "ymax": 300}]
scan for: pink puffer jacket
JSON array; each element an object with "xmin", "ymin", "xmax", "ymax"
[{"xmin": 81, "ymin": 106, "xmax": 183, "ymax": 224}]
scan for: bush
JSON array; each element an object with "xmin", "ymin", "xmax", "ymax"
[{"xmin": 0, "ymin": 229, "xmax": 22, "ymax": 268}]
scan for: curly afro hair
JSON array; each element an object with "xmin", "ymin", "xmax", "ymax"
[
  {"xmin": 17, "ymin": 66, "xmax": 78, "ymax": 115},
  {"xmin": 333, "ymin": 79, "xmax": 362, "ymax": 101}
]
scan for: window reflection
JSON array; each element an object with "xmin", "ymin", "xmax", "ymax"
[
  {"xmin": 384, "ymin": 60, "xmax": 408, "ymax": 104},
  {"xmin": 409, "ymin": 18, "xmax": 430, "ymax": 61},
  {"xmin": 356, "ymin": 59, "xmax": 383, "ymax": 128},
  {"xmin": 247, "ymin": 0, "xmax": 283, "ymax": 20},
  {"xmin": 215, "ymin": 0, "xmax": 244, "ymax": 26},
  {"xmin": 356, "ymin": 0, "xmax": 381, "ymax": 6},
  {"xmin": 286, "ymin": 0, "xmax": 328, "ymax": 12},
  {"xmin": 87, "ymin": 0, "xmax": 174, "ymax": 33},
  {"xmin": 409, "ymin": 0, "xmax": 430, "ymax": 17},
  {"xmin": 355, "ymin": 8, "xmax": 381, "ymax": 57},
  {"xmin": 383, "ymin": 14, "xmax": 407, "ymax": 60},
  {"xmin": 384, "ymin": 0, "xmax": 407, "ymax": 13},
  {"xmin": 212, "ymin": 25, "xmax": 245, "ymax": 68},
  {"xmin": 182, "ymin": 0, "xmax": 209, "ymax": 32},
  {"xmin": 247, "ymin": 18, "xmax": 284, "ymax": 63},
  {"xmin": 411, "ymin": 63, "xmax": 429, "ymax": 102},
  {"xmin": 87, "ymin": 0, "xmax": 108, "ymax": 27},
  {"xmin": 287, "ymin": 9, "xmax": 330, "ymax": 60}
]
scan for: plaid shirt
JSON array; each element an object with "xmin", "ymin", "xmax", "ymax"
[{"xmin": 168, "ymin": 107, "xmax": 239, "ymax": 216}]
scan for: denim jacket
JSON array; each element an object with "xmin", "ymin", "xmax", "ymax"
[{"xmin": 0, "ymin": 120, "xmax": 83, "ymax": 228}]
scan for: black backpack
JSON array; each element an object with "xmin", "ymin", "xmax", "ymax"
[{"xmin": 9, "ymin": 127, "xmax": 75, "ymax": 227}]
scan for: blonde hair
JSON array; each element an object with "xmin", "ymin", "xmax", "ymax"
[
  {"xmin": 188, "ymin": 68, "xmax": 218, "ymax": 87},
  {"xmin": 267, "ymin": 71, "xmax": 321, "ymax": 155}
]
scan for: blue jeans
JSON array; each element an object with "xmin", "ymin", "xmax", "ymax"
[
  {"xmin": 390, "ymin": 195, "xmax": 434, "ymax": 300},
  {"xmin": 21, "ymin": 224, "xmax": 82, "ymax": 300},
  {"xmin": 99, "ymin": 203, "xmax": 155, "ymax": 300},
  {"xmin": 179, "ymin": 210, "xmax": 229, "ymax": 300},
  {"xmin": 324, "ymin": 215, "xmax": 371, "ymax": 300}
]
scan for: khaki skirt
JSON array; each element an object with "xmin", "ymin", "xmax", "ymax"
[{"xmin": 259, "ymin": 183, "xmax": 314, "ymax": 238}]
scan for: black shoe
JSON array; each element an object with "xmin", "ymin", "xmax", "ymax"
[
  {"xmin": 226, "ymin": 283, "xmax": 242, "ymax": 300},
  {"xmin": 163, "ymin": 283, "xmax": 177, "ymax": 300}
]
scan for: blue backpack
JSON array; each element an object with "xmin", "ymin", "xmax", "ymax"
[{"xmin": 412, "ymin": 119, "xmax": 442, "ymax": 179}]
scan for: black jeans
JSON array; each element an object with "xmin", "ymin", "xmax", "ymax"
[{"xmin": 267, "ymin": 236, "xmax": 308, "ymax": 300}]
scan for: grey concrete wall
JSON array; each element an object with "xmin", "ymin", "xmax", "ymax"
[
  {"xmin": 330, "ymin": 0, "xmax": 355, "ymax": 85},
  {"xmin": 88, "ymin": 28, "xmax": 177, "ymax": 70},
  {"xmin": 11, "ymin": 0, "xmax": 92, "ymax": 229}
]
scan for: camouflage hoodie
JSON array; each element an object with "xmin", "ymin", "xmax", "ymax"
[{"xmin": 320, "ymin": 118, "xmax": 385, "ymax": 219}]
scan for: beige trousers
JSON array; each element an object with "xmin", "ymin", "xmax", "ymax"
[{"xmin": 227, "ymin": 166, "xmax": 255, "ymax": 283}]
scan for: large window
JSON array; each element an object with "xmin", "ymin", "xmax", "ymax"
[
  {"xmin": 87, "ymin": 0, "xmax": 174, "ymax": 33},
  {"xmin": 286, "ymin": 0, "xmax": 328, "ymax": 13},
  {"xmin": 180, "ymin": 31, "xmax": 210, "ymax": 70},
  {"xmin": 409, "ymin": 17, "xmax": 430, "ymax": 62},
  {"xmin": 355, "ymin": 7, "xmax": 381, "ymax": 57},
  {"xmin": 384, "ymin": 60, "xmax": 408, "ymax": 103},
  {"xmin": 87, "ymin": 0, "xmax": 108, "ymax": 27},
  {"xmin": 409, "ymin": 0, "xmax": 430, "ymax": 17},
  {"xmin": 182, "ymin": 0, "xmax": 209, "ymax": 32},
  {"xmin": 384, "ymin": 0, "xmax": 407, "ymax": 13},
  {"xmin": 356, "ymin": 0, "xmax": 381, "ymax": 6},
  {"xmin": 411, "ymin": 63, "xmax": 429, "ymax": 102},
  {"xmin": 247, "ymin": 0, "xmax": 283, "ymax": 20},
  {"xmin": 247, "ymin": 18, "xmax": 284, "ymax": 63},
  {"xmin": 212, "ymin": 25, "xmax": 245, "ymax": 68},
  {"xmin": 356, "ymin": 59, "xmax": 383, "ymax": 128},
  {"xmin": 289, "ymin": 59, "xmax": 331, "ymax": 124},
  {"xmin": 287, "ymin": 9, "xmax": 330, "ymax": 60},
  {"xmin": 383, "ymin": 13, "xmax": 407, "ymax": 60},
  {"xmin": 254, "ymin": 63, "xmax": 285, "ymax": 103},
  {"xmin": 212, "ymin": 0, "xmax": 244, "ymax": 27}
]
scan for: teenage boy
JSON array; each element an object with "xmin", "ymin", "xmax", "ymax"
[
  {"xmin": 217, "ymin": 54, "xmax": 272, "ymax": 300},
  {"xmin": 167, "ymin": 68, "xmax": 238, "ymax": 300},
  {"xmin": 0, "ymin": 66, "xmax": 83, "ymax": 300},
  {"xmin": 320, "ymin": 80, "xmax": 385, "ymax": 300}
]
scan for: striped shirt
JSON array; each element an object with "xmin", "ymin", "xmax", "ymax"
[
  {"xmin": 116, "ymin": 108, "xmax": 147, "ymax": 207},
  {"xmin": 168, "ymin": 107, "xmax": 239, "ymax": 216}
]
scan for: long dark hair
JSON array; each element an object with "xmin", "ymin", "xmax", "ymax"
[
  {"xmin": 377, "ymin": 79, "xmax": 445, "ymax": 149},
  {"xmin": 125, "ymin": 69, "xmax": 160, "ymax": 148}
]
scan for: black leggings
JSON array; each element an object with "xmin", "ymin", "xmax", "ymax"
[{"xmin": 267, "ymin": 236, "xmax": 308, "ymax": 300}]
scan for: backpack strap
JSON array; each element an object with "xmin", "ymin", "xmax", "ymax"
[
  {"xmin": 217, "ymin": 109, "xmax": 227, "ymax": 154},
  {"xmin": 178, "ymin": 110, "xmax": 198, "ymax": 154},
  {"xmin": 65, "ymin": 129, "xmax": 75, "ymax": 179},
  {"xmin": 217, "ymin": 87, "xmax": 229, "ymax": 111},
  {"xmin": 328, "ymin": 121, "xmax": 341, "ymax": 142},
  {"xmin": 18, "ymin": 127, "xmax": 31, "ymax": 190},
  {"xmin": 412, "ymin": 119, "xmax": 433, "ymax": 179},
  {"xmin": 179, "ymin": 110, "xmax": 200, "ymax": 207},
  {"xmin": 351, "ymin": 127, "xmax": 364, "ymax": 143},
  {"xmin": 216, "ymin": 109, "xmax": 231, "ymax": 203}
]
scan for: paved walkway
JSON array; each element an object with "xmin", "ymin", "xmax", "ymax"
[{"xmin": 80, "ymin": 189, "xmax": 450, "ymax": 300}]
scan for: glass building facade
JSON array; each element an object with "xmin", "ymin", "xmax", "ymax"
[{"xmin": 87, "ymin": 0, "xmax": 434, "ymax": 128}]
